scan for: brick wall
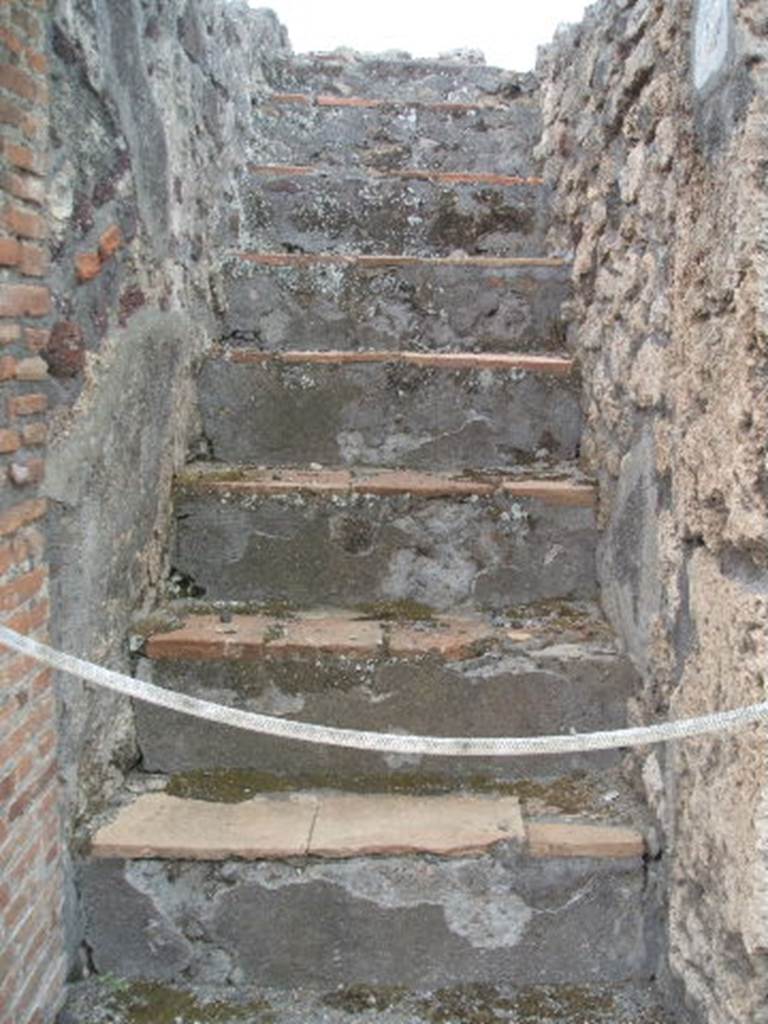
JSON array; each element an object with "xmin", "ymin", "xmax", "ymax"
[{"xmin": 0, "ymin": 1, "xmax": 66, "ymax": 1022}]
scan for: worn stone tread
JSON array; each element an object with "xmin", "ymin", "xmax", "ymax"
[
  {"xmin": 238, "ymin": 251, "xmax": 566, "ymax": 268},
  {"xmin": 91, "ymin": 792, "xmax": 525, "ymax": 860},
  {"xmin": 527, "ymin": 822, "xmax": 645, "ymax": 859},
  {"xmin": 268, "ymin": 92, "xmax": 508, "ymax": 111},
  {"xmin": 248, "ymin": 162, "xmax": 545, "ymax": 186},
  {"xmin": 175, "ymin": 465, "xmax": 596, "ymax": 506},
  {"xmin": 144, "ymin": 610, "xmax": 521, "ymax": 662},
  {"xmin": 217, "ymin": 347, "xmax": 574, "ymax": 376},
  {"xmin": 65, "ymin": 976, "xmax": 679, "ymax": 1024}
]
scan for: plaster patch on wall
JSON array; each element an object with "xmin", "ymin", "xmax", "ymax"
[{"xmin": 694, "ymin": 0, "xmax": 730, "ymax": 91}]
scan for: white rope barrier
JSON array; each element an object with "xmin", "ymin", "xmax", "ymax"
[{"xmin": 1, "ymin": 623, "xmax": 766, "ymax": 757}]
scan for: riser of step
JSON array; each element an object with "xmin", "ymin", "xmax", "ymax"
[
  {"xmin": 220, "ymin": 260, "xmax": 569, "ymax": 352},
  {"xmin": 80, "ymin": 851, "xmax": 653, "ymax": 988},
  {"xmin": 238, "ymin": 171, "xmax": 546, "ymax": 257},
  {"xmin": 173, "ymin": 478, "xmax": 598, "ymax": 610},
  {"xmin": 266, "ymin": 56, "xmax": 535, "ymax": 103},
  {"xmin": 134, "ymin": 637, "xmax": 635, "ymax": 777},
  {"xmin": 197, "ymin": 357, "xmax": 581, "ymax": 469},
  {"xmin": 253, "ymin": 98, "xmax": 540, "ymax": 176}
]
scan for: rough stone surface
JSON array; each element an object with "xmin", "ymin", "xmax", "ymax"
[
  {"xmin": 80, "ymin": 846, "xmax": 654, "ymax": 988},
  {"xmin": 537, "ymin": 1, "xmax": 768, "ymax": 1020},
  {"xmin": 198, "ymin": 353, "xmax": 581, "ymax": 470},
  {"xmin": 172, "ymin": 485, "xmax": 598, "ymax": 611},
  {"xmin": 239, "ymin": 170, "xmax": 546, "ymax": 257},
  {"xmin": 250, "ymin": 96, "xmax": 541, "ymax": 176},
  {"xmin": 219, "ymin": 260, "xmax": 569, "ymax": 352},
  {"xmin": 62, "ymin": 975, "xmax": 681, "ymax": 1024},
  {"xmin": 47, "ymin": 0, "xmax": 291, "ymax": 968},
  {"xmin": 134, "ymin": 636, "xmax": 637, "ymax": 781}
]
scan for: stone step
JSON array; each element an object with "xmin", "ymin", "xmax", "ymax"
[
  {"xmin": 265, "ymin": 54, "xmax": 536, "ymax": 104},
  {"xmin": 132, "ymin": 604, "xmax": 636, "ymax": 779},
  {"xmin": 252, "ymin": 93, "xmax": 540, "ymax": 175},
  {"xmin": 198, "ymin": 348, "xmax": 581, "ymax": 470},
  {"xmin": 172, "ymin": 465, "xmax": 597, "ymax": 611},
  {"xmin": 220, "ymin": 257, "xmax": 569, "ymax": 352},
  {"xmin": 63, "ymin": 976, "xmax": 679, "ymax": 1024},
  {"xmin": 238, "ymin": 166, "xmax": 546, "ymax": 257},
  {"xmin": 248, "ymin": 163, "xmax": 545, "ymax": 186},
  {"xmin": 79, "ymin": 790, "xmax": 655, "ymax": 988}
]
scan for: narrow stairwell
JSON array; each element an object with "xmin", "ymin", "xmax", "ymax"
[{"xmin": 67, "ymin": 54, "xmax": 676, "ymax": 1024}]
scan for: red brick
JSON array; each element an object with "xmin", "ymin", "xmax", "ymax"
[
  {"xmin": 21, "ymin": 421, "xmax": 45, "ymax": 446},
  {"xmin": 98, "ymin": 223, "xmax": 123, "ymax": 260},
  {"xmin": 0, "ymin": 429, "xmax": 20, "ymax": 453},
  {"xmin": 0, "ymin": 498, "xmax": 45, "ymax": 537},
  {"xmin": 18, "ymin": 242, "xmax": 48, "ymax": 277},
  {"xmin": 8, "ymin": 458, "xmax": 44, "ymax": 486},
  {"xmin": 21, "ymin": 112, "xmax": 44, "ymax": 140},
  {"xmin": 4, "ymin": 142, "xmax": 45, "ymax": 176},
  {"xmin": 0, "ymin": 236, "xmax": 20, "ymax": 266},
  {"xmin": 24, "ymin": 327, "xmax": 47, "ymax": 352},
  {"xmin": 0, "ymin": 323, "xmax": 21, "ymax": 345},
  {"xmin": 0, "ymin": 96, "xmax": 23, "ymax": 128},
  {"xmin": 5, "ymin": 203, "xmax": 46, "ymax": 240},
  {"xmin": 9, "ymin": 759, "xmax": 56, "ymax": 822},
  {"xmin": 8, "ymin": 393, "xmax": 46, "ymax": 416},
  {"xmin": 5, "ymin": 171, "xmax": 44, "ymax": 206},
  {"xmin": 6, "ymin": 596, "xmax": 49, "ymax": 634},
  {"xmin": 0, "ymin": 26, "xmax": 24, "ymax": 56},
  {"xmin": 25, "ymin": 48, "xmax": 47, "ymax": 75},
  {"xmin": 0, "ymin": 63, "xmax": 45, "ymax": 104},
  {"xmin": 75, "ymin": 251, "xmax": 101, "ymax": 282},
  {"xmin": 10, "ymin": 8, "xmax": 42, "ymax": 44},
  {"xmin": 0, "ymin": 284, "xmax": 49, "ymax": 317},
  {"xmin": 0, "ymin": 567, "xmax": 45, "ymax": 611},
  {"xmin": 14, "ymin": 356, "xmax": 46, "ymax": 381}
]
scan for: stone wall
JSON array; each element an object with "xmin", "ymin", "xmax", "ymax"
[
  {"xmin": 537, "ymin": 1, "xmax": 768, "ymax": 1021},
  {"xmin": 44, "ymin": 0, "xmax": 289, "ymax": 978},
  {"xmin": 0, "ymin": 2, "xmax": 68, "ymax": 1021}
]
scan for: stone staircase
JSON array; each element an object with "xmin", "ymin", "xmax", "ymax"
[{"xmin": 67, "ymin": 55, "xmax": 676, "ymax": 1024}]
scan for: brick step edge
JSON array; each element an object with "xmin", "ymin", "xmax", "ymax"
[
  {"xmin": 89, "ymin": 790, "xmax": 646, "ymax": 861},
  {"xmin": 236, "ymin": 252, "xmax": 566, "ymax": 269},
  {"xmin": 175, "ymin": 467, "xmax": 597, "ymax": 507},
  {"xmin": 212, "ymin": 347, "xmax": 574, "ymax": 377},
  {"xmin": 247, "ymin": 163, "xmax": 545, "ymax": 187},
  {"xmin": 139, "ymin": 608, "xmax": 599, "ymax": 663},
  {"xmin": 265, "ymin": 92, "xmax": 510, "ymax": 112}
]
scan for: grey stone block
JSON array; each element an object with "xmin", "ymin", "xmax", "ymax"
[
  {"xmin": 172, "ymin": 488, "xmax": 598, "ymax": 610},
  {"xmin": 252, "ymin": 100, "xmax": 541, "ymax": 176},
  {"xmin": 266, "ymin": 55, "xmax": 537, "ymax": 104},
  {"xmin": 238, "ymin": 173, "xmax": 546, "ymax": 257},
  {"xmin": 135, "ymin": 641, "xmax": 637, "ymax": 778},
  {"xmin": 80, "ymin": 848, "xmax": 654, "ymax": 987},
  {"xmin": 198, "ymin": 358, "xmax": 581, "ymax": 470},
  {"xmin": 220, "ymin": 261, "xmax": 569, "ymax": 352}
]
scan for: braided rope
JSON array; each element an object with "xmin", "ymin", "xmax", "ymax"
[{"xmin": 2, "ymin": 624, "xmax": 766, "ymax": 757}]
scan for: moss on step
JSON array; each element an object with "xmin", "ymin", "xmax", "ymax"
[
  {"xmin": 355, "ymin": 598, "xmax": 436, "ymax": 621},
  {"xmin": 513, "ymin": 984, "xmax": 615, "ymax": 1020},
  {"xmin": 505, "ymin": 599, "xmax": 613, "ymax": 641},
  {"xmin": 103, "ymin": 979, "xmax": 273, "ymax": 1024},
  {"xmin": 416, "ymin": 982, "xmax": 515, "ymax": 1023},
  {"xmin": 416, "ymin": 983, "xmax": 623, "ymax": 1023},
  {"xmin": 164, "ymin": 767, "xmax": 596, "ymax": 813},
  {"xmin": 321, "ymin": 983, "xmax": 408, "ymax": 1013}
]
